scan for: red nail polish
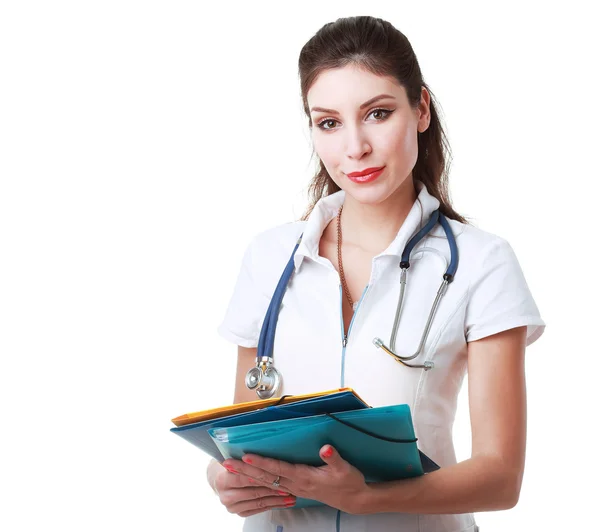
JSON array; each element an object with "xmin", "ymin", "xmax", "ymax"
[
  {"xmin": 283, "ymin": 497, "xmax": 295, "ymax": 504},
  {"xmin": 277, "ymin": 490, "xmax": 289, "ymax": 496},
  {"xmin": 242, "ymin": 456, "xmax": 253, "ymax": 464},
  {"xmin": 322, "ymin": 446, "xmax": 333, "ymax": 458},
  {"xmin": 225, "ymin": 466, "xmax": 238, "ymax": 474}
]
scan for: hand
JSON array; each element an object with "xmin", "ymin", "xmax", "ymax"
[
  {"xmin": 222, "ymin": 445, "xmax": 369, "ymax": 514},
  {"xmin": 209, "ymin": 460, "xmax": 297, "ymax": 517}
]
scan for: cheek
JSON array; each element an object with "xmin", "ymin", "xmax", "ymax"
[
  {"xmin": 386, "ymin": 126, "xmax": 419, "ymax": 167},
  {"xmin": 313, "ymin": 139, "xmax": 343, "ymax": 183},
  {"xmin": 388, "ymin": 122, "xmax": 416, "ymax": 152},
  {"xmin": 313, "ymin": 135, "xmax": 338, "ymax": 164}
]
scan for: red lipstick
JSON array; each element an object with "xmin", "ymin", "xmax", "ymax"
[{"xmin": 346, "ymin": 166, "xmax": 385, "ymax": 184}]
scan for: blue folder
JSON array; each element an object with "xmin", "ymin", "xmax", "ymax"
[
  {"xmin": 208, "ymin": 404, "xmax": 440, "ymax": 509},
  {"xmin": 170, "ymin": 390, "xmax": 370, "ymax": 461}
]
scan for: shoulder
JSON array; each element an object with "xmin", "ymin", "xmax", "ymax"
[
  {"xmin": 250, "ymin": 220, "xmax": 306, "ymax": 251},
  {"xmin": 433, "ymin": 218, "xmax": 515, "ymax": 264},
  {"xmin": 448, "ymin": 221, "xmax": 529, "ymax": 300},
  {"xmin": 246, "ymin": 220, "xmax": 307, "ymax": 263},
  {"xmin": 426, "ymin": 218, "xmax": 521, "ymax": 290},
  {"xmin": 458, "ymin": 221, "xmax": 512, "ymax": 257},
  {"xmin": 243, "ymin": 220, "xmax": 307, "ymax": 293},
  {"xmin": 453, "ymin": 221, "xmax": 545, "ymax": 345}
]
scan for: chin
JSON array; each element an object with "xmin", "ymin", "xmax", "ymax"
[{"xmin": 341, "ymin": 183, "xmax": 397, "ymax": 205}]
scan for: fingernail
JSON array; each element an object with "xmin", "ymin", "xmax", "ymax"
[
  {"xmin": 277, "ymin": 490, "xmax": 289, "ymax": 496},
  {"xmin": 283, "ymin": 496, "xmax": 295, "ymax": 504},
  {"xmin": 224, "ymin": 466, "xmax": 238, "ymax": 474},
  {"xmin": 242, "ymin": 456, "xmax": 253, "ymax": 464},
  {"xmin": 322, "ymin": 446, "xmax": 333, "ymax": 458}
]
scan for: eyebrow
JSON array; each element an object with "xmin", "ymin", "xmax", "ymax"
[{"xmin": 309, "ymin": 93, "xmax": 396, "ymax": 114}]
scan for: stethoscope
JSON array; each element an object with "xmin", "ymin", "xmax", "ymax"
[{"xmin": 245, "ymin": 207, "xmax": 458, "ymax": 399}]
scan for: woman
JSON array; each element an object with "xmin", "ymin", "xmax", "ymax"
[{"xmin": 206, "ymin": 15, "xmax": 545, "ymax": 532}]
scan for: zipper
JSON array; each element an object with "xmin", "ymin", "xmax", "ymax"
[
  {"xmin": 339, "ymin": 284, "xmax": 369, "ymax": 387},
  {"xmin": 336, "ymin": 283, "xmax": 370, "ymax": 531}
]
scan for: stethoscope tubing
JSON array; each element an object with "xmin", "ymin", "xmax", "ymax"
[
  {"xmin": 248, "ymin": 209, "xmax": 458, "ymax": 396},
  {"xmin": 385, "ymin": 211, "xmax": 457, "ymax": 364},
  {"xmin": 256, "ymin": 235, "xmax": 303, "ymax": 362}
]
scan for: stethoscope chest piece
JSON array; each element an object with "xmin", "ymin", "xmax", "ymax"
[{"xmin": 245, "ymin": 356, "xmax": 282, "ymax": 399}]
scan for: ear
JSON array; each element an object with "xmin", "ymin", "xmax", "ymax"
[{"xmin": 417, "ymin": 86, "xmax": 431, "ymax": 133}]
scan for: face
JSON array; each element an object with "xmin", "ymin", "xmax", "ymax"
[{"xmin": 307, "ymin": 64, "xmax": 431, "ymax": 205}]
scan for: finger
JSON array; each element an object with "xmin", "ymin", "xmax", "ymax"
[
  {"xmin": 238, "ymin": 501, "xmax": 295, "ymax": 518},
  {"xmin": 223, "ymin": 458, "xmax": 288, "ymax": 487},
  {"xmin": 228, "ymin": 494, "xmax": 296, "ymax": 516},
  {"xmin": 216, "ymin": 468, "xmax": 284, "ymax": 493},
  {"xmin": 319, "ymin": 444, "xmax": 345, "ymax": 469},
  {"xmin": 222, "ymin": 463, "xmax": 272, "ymax": 487},
  {"xmin": 219, "ymin": 486, "xmax": 292, "ymax": 507},
  {"xmin": 240, "ymin": 454, "xmax": 297, "ymax": 479},
  {"xmin": 231, "ymin": 474, "xmax": 292, "ymax": 496},
  {"xmin": 239, "ymin": 499, "xmax": 296, "ymax": 518}
]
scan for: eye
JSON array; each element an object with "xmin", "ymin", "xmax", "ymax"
[
  {"xmin": 316, "ymin": 118, "xmax": 338, "ymax": 131},
  {"xmin": 315, "ymin": 108, "xmax": 395, "ymax": 131}
]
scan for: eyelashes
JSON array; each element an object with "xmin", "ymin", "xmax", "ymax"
[{"xmin": 315, "ymin": 108, "xmax": 395, "ymax": 131}]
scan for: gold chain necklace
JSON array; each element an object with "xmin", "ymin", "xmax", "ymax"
[{"xmin": 337, "ymin": 204, "xmax": 358, "ymax": 311}]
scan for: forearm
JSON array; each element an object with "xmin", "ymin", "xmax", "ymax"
[{"xmin": 359, "ymin": 455, "xmax": 521, "ymax": 515}]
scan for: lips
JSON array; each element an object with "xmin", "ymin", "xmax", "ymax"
[
  {"xmin": 345, "ymin": 167, "xmax": 385, "ymax": 184},
  {"xmin": 346, "ymin": 166, "xmax": 384, "ymax": 177}
]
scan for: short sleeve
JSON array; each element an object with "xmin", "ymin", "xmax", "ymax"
[
  {"xmin": 465, "ymin": 237, "xmax": 546, "ymax": 346},
  {"xmin": 217, "ymin": 237, "xmax": 271, "ymax": 348}
]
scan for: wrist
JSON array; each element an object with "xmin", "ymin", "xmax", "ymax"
[{"xmin": 352, "ymin": 483, "xmax": 375, "ymax": 515}]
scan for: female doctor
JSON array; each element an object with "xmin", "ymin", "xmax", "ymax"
[{"xmin": 205, "ymin": 16, "xmax": 545, "ymax": 532}]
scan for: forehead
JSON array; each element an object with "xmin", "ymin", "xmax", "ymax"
[{"xmin": 307, "ymin": 65, "xmax": 406, "ymax": 110}]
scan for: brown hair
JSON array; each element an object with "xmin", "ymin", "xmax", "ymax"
[{"xmin": 297, "ymin": 16, "xmax": 470, "ymax": 225}]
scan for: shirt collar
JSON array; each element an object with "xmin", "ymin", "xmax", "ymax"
[{"xmin": 293, "ymin": 179, "xmax": 441, "ymax": 272}]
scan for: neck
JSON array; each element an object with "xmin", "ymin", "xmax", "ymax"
[{"xmin": 339, "ymin": 177, "xmax": 418, "ymax": 254}]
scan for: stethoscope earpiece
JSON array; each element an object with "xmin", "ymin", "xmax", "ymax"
[{"xmin": 373, "ymin": 337, "xmax": 435, "ymax": 370}]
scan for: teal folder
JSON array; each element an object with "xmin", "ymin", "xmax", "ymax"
[
  {"xmin": 208, "ymin": 404, "xmax": 438, "ymax": 509},
  {"xmin": 171, "ymin": 390, "xmax": 369, "ymax": 461}
]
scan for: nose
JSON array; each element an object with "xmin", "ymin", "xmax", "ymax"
[{"xmin": 345, "ymin": 124, "xmax": 372, "ymax": 159}]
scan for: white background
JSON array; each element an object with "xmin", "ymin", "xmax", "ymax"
[{"xmin": 1, "ymin": 1, "xmax": 598, "ymax": 531}]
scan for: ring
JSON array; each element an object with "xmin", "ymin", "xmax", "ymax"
[{"xmin": 272, "ymin": 475, "xmax": 281, "ymax": 488}]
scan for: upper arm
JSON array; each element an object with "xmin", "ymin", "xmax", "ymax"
[
  {"xmin": 467, "ymin": 325, "xmax": 527, "ymax": 489},
  {"xmin": 233, "ymin": 345, "xmax": 260, "ymax": 404}
]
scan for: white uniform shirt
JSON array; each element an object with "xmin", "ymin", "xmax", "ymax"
[{"xmin": 218, "ymin": 179, "xmax": 546, "ymax": 532}]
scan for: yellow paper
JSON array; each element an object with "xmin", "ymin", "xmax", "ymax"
[{"xmin": 171, "ymin": 387, "xmax": 367, "ymax": 427}]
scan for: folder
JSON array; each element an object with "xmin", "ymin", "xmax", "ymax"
[
  {"xmin": 207, "ymin": 404, "xmax": 439, "ymax": 509},
  {"xmin": 171, "ymin": 387, "xmax": 368, "ymax": 427},
  {"xmin": 170, "ymin": 389, "xmax": 370, "ymax": 461}
]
